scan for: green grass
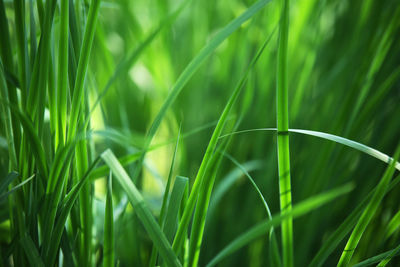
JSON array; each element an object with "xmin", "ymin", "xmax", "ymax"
[{"xmin": 0, "ymin": 0, "xmax": 400, "ymax": 266}]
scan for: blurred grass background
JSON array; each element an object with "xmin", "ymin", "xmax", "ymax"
[{"xmin": 1, "ymin": 0, "xmax": 400, "ymax": 266}]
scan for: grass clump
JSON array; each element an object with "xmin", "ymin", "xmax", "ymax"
[{"xmin": 0, "ymin": 0, "xmax": 399, "ymax": 266}]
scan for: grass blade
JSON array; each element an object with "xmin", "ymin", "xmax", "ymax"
[
  {"xmin": 221, "ymin": 128, "xmax": 400, "ymax": 171},
  {"xmin": 276, "ymin": 0, "xmax": 293, "ymax": 265},
  {"xmin": 337, "ymin": 146, "xmax": 400, "ymax": 266},
  {"xmin": 352, "ymin": 243, "xmax": 400, "ymax": 267},
  {"xmin": 206, "ymin": 183, "xmax": 354, "ymax": 267},
  {"xmin": 173, "ymin": 23, "xmax": 274, "ymax": 257},
  {"xmin": 103, "ymin": 171, "xmax": 114, "ymax": 267},
  {"xmin": 101, "ymin": 149, "xmax": 181, "ymax": 267}
]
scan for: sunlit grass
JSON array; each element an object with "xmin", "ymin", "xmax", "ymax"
[{"xmin": 0, "ymin": 0, "xmax": 399, "ymax": 266}]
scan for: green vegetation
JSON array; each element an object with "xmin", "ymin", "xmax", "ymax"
[{"xmin": 0, "ymin": 0, "xmax": 399, "ymax": 266}]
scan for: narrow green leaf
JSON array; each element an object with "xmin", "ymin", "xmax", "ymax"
[
  {"xmin": 173, "ymin": 19, "xmax": 274, "ymax": 255},
  {"xmin": 20, "ymin": 235, "xmax": 45, "ymax": 267},
  {"xmin": 206, "ymin": 183, "xmax": 354, "ymax": 267},
  {"xmin": 101, "ymin": 149, "xmax": 181, "ymax": 267},
  {"xmin": 220, "ymin": 128, "xmax": 400, "ymax": 171},
  {"xmin": 0, "ymin": 174, "xmax": 34, "ymax": 202},
  {"xmin": 104, "ymin": 171, "xmax": 114, "ymax": 267},
  {"xmin": 337, "ymin": 146, "xmax": 400, "ymax": 266},
  {"xmin": 164, "ymin": 176, "xmax": 189, "ymax": 243},
  {"xmin": 352, "ymin": 243, "xmax": 400, "ymax": 267}
]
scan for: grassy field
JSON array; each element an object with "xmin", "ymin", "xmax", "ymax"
[{"xmin": 0, "ymin": 0, "xmax": 400, "ymax": 266}]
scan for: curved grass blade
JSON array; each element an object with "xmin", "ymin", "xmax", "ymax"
[
  {"xmin": 101, "ymin": 149, "xmax": 181, "ymax": 267},
  {"xmin": 337, "ymin": 146, "xmax": 400, "ymax": 266},
  {"xmin": 222, "ymin": 152, "xmax": 281, "ymax": 266},
  {"xmin": 206, "ymin": 183, "xmax": 354, "ymax": 267},
  {"xmin": 104, "ymin": 171, "xmax": 114, "ymax": 267},
  {"xmin": 131, "ymin": 0, "xmax": 273, "ymax": 185},
  {"xmin": 220, "ymin": 128, "xmax": 400, "ymax": 171},
  {"xmin": 352, "ymin": 243, "xmax": 400, "ymax": 267},
  {"xmin": 173, "ymin": 21, "xmax": 275, "ymax": 256}
]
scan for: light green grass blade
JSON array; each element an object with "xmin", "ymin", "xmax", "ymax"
[
  {"xmin": 206, "ymin": 183, "xmax": 354, "ymax": 267},
  {"xmin": 164, "ymin": 176, "xmax": 189, "ymax": 243},
  {"xmin": 221, "ymin": 128, "xmax": 400, "ymax": 171},
  {"xmin": 173, "ymin": 21, "xmax": 274, "ymax": 257},
  {"xmin": 67, "ymin": 0, "xmax": 101, "ymax": 141},
  {"xmin": 149, "ymin": 127, "xmax": 181, "ymax": 267},
  {"xmin": 385, "ymin": 209, "xmax": 400, "ymax": 239},
  {"xmin": 56, "ymin": 0, "xmax": 69, "ymax": 147},
  {"xmin": 352, "ymin": 243, "xmax": 400, "ymax": 267},
  {"xmin": 309, "ymin": 173, "xmax": 400, "ymax": 267},
  {"xmin": 104, "ymin": 171, "xmax": 114, "ymax": 267},
  {"xmin": 131, "ymin": 0, "xmax": 273, "ymax": 185},
  {"xmin": 276, "ymin": 0, "xmax": 292, "ymax": 265},
  {"xmin": 337, "ymin": 146, "xmax": 400, "ymax": 266},
  {"xmin": 101, "ymin": 149, "xmax": 181, "ymax": 267}
]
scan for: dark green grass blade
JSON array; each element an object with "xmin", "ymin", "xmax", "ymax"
[
  {"xmin": 0, "ymin": 174, "xmax": 34, "ymax": 202},
  {"xmin": 104, "ymin": 171, "xmax": 114, "ymax": 267},
  {"xmin": 337, "ymin": 146, "xmax": 400, "ymax": 266},
  {"xmin": 20, "ymin": 234, "xmax": 45, "ymax": 267},
  {"xmin": 45, "ymin": 156, "xmax": 101, "ymax": 266},
  {"xmin": 0, "ymin": 172, "xmax": 19, "ymax": 194},
  {"xmin": 0, "ymin": 59, "xmax": 18, "ymax": 169},
  {"xmin": 309, "ymin": 172, "xmax": 400, "ymax": 267},
  {"xmin": 206, "ymin": 183, "xmax": 354, "ymax": 267},
  {"xmin": 101, "ymin": 149, "xmax": 181, "ymax": 267},
  {"xmin": 352, "ymin": 243, "xmax": 400, "ymax": 267},
  {"xmin": 222, "ymin": 152, "xmax": 281, "ymax": 266}
]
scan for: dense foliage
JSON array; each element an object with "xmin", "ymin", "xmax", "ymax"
[{"xmin": 0, "ymin": 0, "xmax": 399, "ymax": 266}]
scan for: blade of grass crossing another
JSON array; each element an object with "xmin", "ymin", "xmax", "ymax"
[
  {"xmin": 67, "ymin": 0, "xmax": 101, "ymax": 142},
  {"xmin": 101, "ymin": 149, "xmax": 181, "ymax": 267},
  {"xmin": 206, "ymin": 184, "xmax": 354, "ymax": 267},
  {"xmin": 222, "ymin": 152, "xmax": 281, "ymax": 267},
  {"xmin": 337, "ymin": 145, "xmax": 400, "ymax": 266},
  {"xmin": 276, "ymin": 0, "xmax": 293, "ymax": 266},
  {"xmin": 149, "ymin": 128, "xmax": 181, "ymax": 267},
  {"xmin": 172, "ymin": 24, "xmax": 274, "ymax": 255},
  {"xmin": 352, "ymin": 243, "xmax": 400, "ymax": 267},
  {"xmin": 130, "ymin": 0, "xmax": 273, "ymax": 185}
]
